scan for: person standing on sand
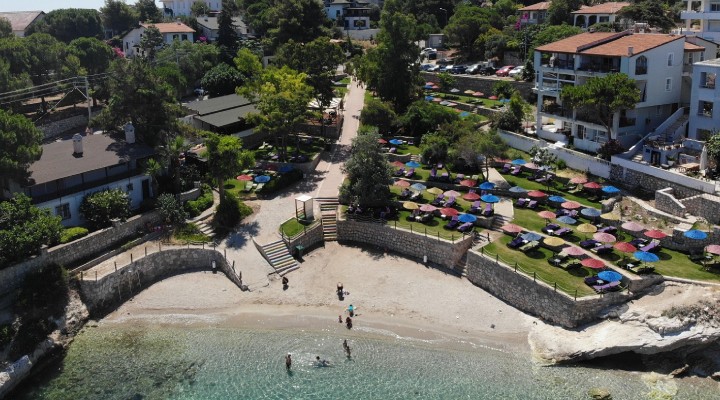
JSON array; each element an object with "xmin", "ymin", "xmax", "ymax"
[{"xmin": 286, "ymin": 354, "xmax": 292, "ymax": 370}]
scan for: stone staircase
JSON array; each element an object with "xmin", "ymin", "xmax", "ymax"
[
  {"xmin": 259, "ymin": 240, "xmax": 298, "ymax": 276},
  {"xmin": 196, "ymin": 220, "xmax": 216, "ymax": 240},
  {"xmin": 490, "ymin": 214, "xmax": 510, "ymax": 231},
  {"xmin": 316, "ymin": 197, "xmax": 339, "ymax": 241},
  {"xmin": 660, "ymin": 114, "xmax": 688, "ymax": 143},
  {"xmin": 454, "ymin": 252, "xmax": 468, "ymax": 277},
  {"xmin": 410, "ymin": 154, "xmax": 422, "ymax": 163}
]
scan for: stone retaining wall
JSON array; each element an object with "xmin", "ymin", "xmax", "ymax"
[
  {"xmin": 286, "ymin": 222, "xmax": 324, "ymax": 253},
  {"xmin": 655, "ymin": 188, "xmax": 686, "ymax": 217},
  {"xmin": 336, "ymin": 219, "xmax": 473, "ymax": 270},
  {"xmin": 0, "ymin": 211, "xmax": 160, "ymax": 297},
  {"xmin": 421, "ymin": 73, "xmax": 536, "ymax": 100},
  {"xmin": 176, "ymin": 187, "xmax": 201, "ymax": 203},
  {"xmin": 609, "ymin": 164, "xmax": 708, "ymax": 199},
  {"xmin": 681, "ymin": 194, "xmax": 720, "ymax": 225},
  {"xmin": 39, "ymin": 115, "xmax": 89, "ymax": 140},
  {"xmin": 465, "ymin": 250, "xmax": 629, "ymax": 328},
  {"xmin": 79, "ymin": 248, "xmax": 241, "ymax": 315}
]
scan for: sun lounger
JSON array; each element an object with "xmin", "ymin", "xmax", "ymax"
[
  {"xmin": 419, "ymin": 212, "xmax": 434, "ymax": 223},
  {"xmin": 516, "ymin": 198, "xmax": 527, "ymax": 208},
  {"xmin": 568, "ymin": 184, "xmax": 583, "ymax": 194},
  {"xmin": 440, "ymin": 172, "xmax": 450, "ymax": 182},
  {"xmin": 429, "ymin": 168, "xmax": 437, "ymax": 180},
  {"xmin": 457, "ymin": 222, "xmax": 474, "ymax": 233},
  {"xmin": 591, "ymin": 244, "xmax": 614, "ymax": 255},
  {"xmin": 560, "ymin": 259, "xmax": 581, "ymax": 269},
  {"xmin": 399, "ymin": 189, "xmax": 411, "ymax": 199},
  {"xmin": 542, "ymin": 223, "xmax": 561, "ymax": 234},
  {"xmin": 580, "ymin": 239, "xmax": 600, "ymax": 249},
  {"xmin": 393, "ymin": 168, "xmax": 405, "ymax": 176},
  {"xmin": 584, "ymin": 276, "xmax": 602, "ymax": 286},
  {"xmin": 409, "ymin": 191, "xmax": 421, "ymax": 201},
  {"xmin": 640, "ymin": 241, "xmax": 660, "ymax": 253},
  {"xmin": 437, "ymin": 163, "xmax": 443, "ymax": 170},
  {"xmin": 482, "ymin": 204, "xmax": 494, "ymax": 217},
  {"xmin": 567, "ymin": 210, "xmax": 579, "ymax": 218},
  {"xmin": 405, "ymin": 168, "xmax": 415, "ymax": 178},
  {"xmin": 553, "ymin": 227, "xmax": 572, "ymax": 237},
  {"xmin": 593, "ymin": 281, "xmax": 620, "ymax": 294},
  {"xmin": 549, "ymin": 254, "xmax": 568, "ymax": 267},
  {"xmin": 508, "ymin": 236, "xmax": 527, "ymax": 249},
  {"xmin": 444, "ymin": 196, "xmax": 456, "ymax": 208},
  {"xmin": 469, "ymin": 201, "xmax": 481, "ymax": 214},
  {"xmin": 519, "ymin": 240, "xmax": 540, "ymax": 253},
  {"xmin": 389, "ymin": 147, "xmax": 397, "ymax": 153},
  {"xmin": 500, "ymin": 163, "xmax": 511, "ymax": 174},
  {"xmin": 629, "ymin": 237, "xmax": 648, "ymax": 247},
  {"xmin": 527, "ymin": 200, "xmax": 538, "ymax": 209},
  {"xmin": 471, "ymin": 175, "xmax": 479, "ymax": 181},
  {"xmin": 431, "ymin": 193, "xmax": 445, "ymax": 206},
  {"xmin": 535, "ymin": 174, "xmax": 550, "ymax": 184},
  {"xmin": 444, "ymin": 216, "xmax": 460, "ymax": 230},
  {"xmin": 598, "ymin": 226, "xmax": 617, "ymax": 234},
  {"xmin": 510, "ymin": 166, "xmax": 522, "ymax": 176},
  {"xmin": 255, "ymin": 183, "xmax": 265, "ymax": 192}
]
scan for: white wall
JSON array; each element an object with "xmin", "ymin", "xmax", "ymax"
[
  {"xmin": 688, "ymin": 62, "xmax": 720, "ymax": 139},
  {"xmin": 162, "ymin": 0, "xmax": 222, "ymax": 16},
  {"xmin": 627, "ymin": 39, "xmax": 685, "ymax": 108}
]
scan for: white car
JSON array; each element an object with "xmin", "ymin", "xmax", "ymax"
[
  {"xmin": 421, "ymin": 47, "xmax": 437, "ymax": 54},
  {"xmin": 508, "ymin": 66, "xmax": 525, "ymax": 78}
]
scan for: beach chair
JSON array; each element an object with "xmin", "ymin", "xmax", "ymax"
[
  {"xmin": 437, "ymin": 162, "xmax": 444, "ymax": 170},
  {"xmin": 410, "ymin": 191, "xmax": 422, "ymax": 201},
  {"xmin": 470, "ymin": 175, "xmax": 479, "ymax": 181},
  {"xmin": 591, "ymin": 244, "xmax": 614, "ymax": 255},
  {"xmin": 510, "ymin": 166, "xmax": 522, "ymax": 176},
  {"xmin": 527, "ymin": 200, "xmax": 538, "ymax": 209},
  {"xmin": 629, "ymin": 237, "xmax": 648, "ymax": 247},
  {"xmin": 243, "ymin": 181, "xmax": 253, "ymax": 193},
  {"xmin": 457, "ymin": 222, "xmax": 474, "ymax": 233},
  {"xmin": 508, "ymin": 236, "xmax": 527, "ymax": 249},
  {"xmin": 555, "ymin": 208, "xmax": 569, "ymax": 217},
  {"xmin": 593, "ymin": 281, "xmax": 620, "ymax": 294},
  {"xmin": 549, "ymin": 253, "xmax": 567, "ymax": 267},
  {"xmin": 419, "ymin": 212, "xmax": 434, "ymax": 223},
  {"xmin": 255, "ymin": 183, "xmax": 265, "ymax": 192},
  {"xmin": 405, "ymin": 168, "xmax": 415, "ymax": 178},
  {"xmin": 407, "ymin": 209, "xmax": 421, "ymax": 221},
  {"xmin": 567, "ymin": 210, "xmax": 579, "ymax": 218},
  {"xmin": 393, "ymin": 168, "xmax": 405, "ymax": 177},
  {"xmin": 560, "ymin": 258, "xmax": 581, "ymax": 269},
  {"xmin": 431, "ymin": 193, "xmax": 445, "ymax": 206},
  {"xmin": 440, "ymin": 172, "xmax": 450, "ymax": 182},
  {"xmin": 568, "ymin": 184, "xmax": 583, "ymax": 194},
  {"xmin": 444, "ymin": 216, "xmax": 460, "ymax": 230},
  {"xmin": 640, "ymin": 241, "xmax": 661, "ymax": 253},
  {"xmin": 580, "ymin": 239, "xmax": 599, "ymax": 249},
  {"xmin": 554, "ymin": 227, "xmax": 572, "ymax": 237},
  {"xmin": 389, "ymin": 147, "xmax": 397, "ymax": 153},
  {"xmin": 516, "ymin": 198, "xmax": 527, "ymax": 208},
  {"xmin": 584, "ymin": 276, "xmax": 602, "ymax": 287},
  {"xmin": 541, "ymin": 224, "xmax": 561, "ymax": 234},
  {"xmin": 469, "ymin": 201, "xmax": 481, "ymax": 214},
  {"xmin": 429, "ymin": 168, "xmax": 437, "ymax": 181},
  {"xmin": 482, "ymin": 204, "xmax": 494, "ymax": 217},
  {"xmin": 519, "ymin": 241, "xmax": 540, "ymax": 253},
  {"xmin": 500, "ymin": 163, "xmax": 511, "ymax": 174},
  {"xmin": 598, "ymin": 226, "xmax": 617, "ymax": 234},
  {"xmin": 399, "ymin": 189, "xmax": 411, "ymax": 199},
  {"xmin": 444, "ymin": 196, "xmax": 456, "ymax": 208}
]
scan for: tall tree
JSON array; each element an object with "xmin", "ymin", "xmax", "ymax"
[
  {"xmin": 0, "ymin": 110, "xmax": 43, "ymax": 184},
  {"xmin": 204, "ymin": 132, "xmax": 254, "ymax": 198},
  {"xmin": 0, "ymin": 194, "xmax": 63, "ymax": 267},
  {"xmin": 101, "ymin": 0, "xmax": 139, "ymax": 36},
  {"xmin": 448, "ymin": 124, "xmax": 506, "ymax": 179},
  {"xmin": 360, "ymin": 98, "xmax": 397, "ymax": 136},
  {"xmin": 706, "ymin": 131, "xmax": 720, "ymax": 175},
  {"xmin": 399, "ymin": 100, "xmax": 459, "ymax": 137},
  {"xmin": 68, "ymin": 37, "xmax": 114, "ymax": 74},
  {"xmin": 444, "ymin": 4, "xmax": 501, "ymax": 57},
  {"xmin": 24, "ymin": 33, "xmax": 65, "ymax": 113},
  {"xmin": 561, "ymin": 73, "xmax": 640, "ymax": 143},
  {"xmin": 25, "ymin": 9, "xmax": 103, "ymax": 42},
  {"xmin": 340, "ymin": 129, "xmax": 393, "ymax": 207},
  {"xmin": 217, "ymin": 0, "xmax": 239, "ymax": 62},
  {"xmin": 156, "ymin": 40, "xmax": 221, "ymax": 87},
  {"xmin": 135, "ymin": 0, "xmax": 163, "ymax": 23},
  {"xmin": 546, "ymin": 0, "xmax": 583, "ymax": 26},
  {"xmin": 618, "ymin": 1, "xmax": 675, "ymax": 33},
  {"xmin": 191, "ymin": 1, "xmax": 211, "ymax": 17},
  {"xmin": 269, "ymin": 0, "xmax": 331, "ymax": 49},
  {"xmin": 201, "ymin": 62, "xmax": 244, "ymax": 97},
  {"xmin": 139, "ymin": 25, "xmax": 164, "ymax": 60},
  {"xmin": 0, "ymin": 38, "xmax": 32, "ymax": 94},
  {"xmin": 0, "ymin": 17, "xmax": 11, "ymax": 39}
]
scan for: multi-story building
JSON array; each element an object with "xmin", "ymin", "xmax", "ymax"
[
  {"xmin": 196, "ymin": 15, "xmax": 251, "ymax": 41},
  {"xmin": 161, "ymin": 0, "xmax": 223, "ymax": 17},
  {"xmin": 122, "ymin": 22, "xmax": 195, "ymax": 57},
  {"xmin": 324, "ymin": 0, "xmax": 371, "ymax": 30},
  {"xmin": 688, "ymin": 58, "xmax": 720, "ymax": 141},
  {"xmin": 680, "ymin": 0, "xmax": 720, "ymax": 43},
  {"xmin": 517, "ymin": 2, "xmax": 550, "ymax": 26},
  {"xmin": 533, "ymin": 31, "xmax": 691, "ymax": 153},
  {"xmin": 571, "ymin": 2, "xmax": 631, "ymax": 29}
]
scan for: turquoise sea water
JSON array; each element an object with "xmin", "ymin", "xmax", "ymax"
[{"xmin": 14, "ymin": 324, "xmax": 718, "ymax": 400}]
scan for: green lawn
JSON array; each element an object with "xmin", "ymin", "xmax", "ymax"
[
  {"xmin": 280, "ymin": 218, "xmax": 315, "ymax": 237},
  {"xmin": 502, "ymin": 173, "xmax": 602, "ymax": 209},
  {"xmin": 172, "ymin": 223, "xmax": 211, "ymax": 243},
  {"xmin": 393, "ymin": 210, "xmax": 478, "ymax": 241},
  {"xmin": 626, "ymin": 247, "xmax": 720, "ymax": 282},
  {"xmin": 483, "ymin": 236, "xmax": 597, "ymax": 297},
  {"xmin": 389, "ymin": 185, "xmax": 475, "ymax": 212}
]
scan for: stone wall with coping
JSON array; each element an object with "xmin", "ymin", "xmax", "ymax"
[
  {"xmin": 337, "ymin": 219, "xmax": 473, "ymax": 270},
  {"xmin": 79, "ymin": 248, "xmax": 241, "ymax": 315},
  {"xmin": 176, "ymin": 187, "xmax": 201, "ymax": 203},
  {"xmin": 655, "ymin": 188, "xmax": 686, "ymax": 217},
  {"xmin": 465, "ymin": 250, "xmax": 629, "ymax": 328},
  {"xmin": 286, "ymin": 222, "xmax": 324, "ymax": 253},
  {"xmin": 421, "ymin": 73, "xmax": 536, "ymax": 99},
  {"xmin": 40, "ymin": 115, "xmax": 89, "ymax": 140},
  {"xmin": 610, "ymin": 163, "xmax": 708, "ymax": 199},
  {"xmin": 681, "ymin": 194, "xmax": 720, "ymax": 224},
  {"xmin": 0, "ymin": 211, "xmax": 160, "ymax": 297}
]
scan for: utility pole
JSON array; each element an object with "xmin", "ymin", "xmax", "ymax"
[{"xmin": 84, "ymin": 76, "xmax": 92, "ymax": 120}]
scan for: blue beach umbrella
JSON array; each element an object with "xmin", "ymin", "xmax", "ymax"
[
  {"xmin": 254, "ymin": 175, "xmax": 271, "ymax": 183},
  {"xmin": 581, "ymin": 208, "xmax": 602, "ymax": 218},
  {"xmin": 509, "ymin": 186, "xmax": 528, "ymax": 193},
  {"xmin": 424, "ymin": 84, "xmax": 434, "ymax": 89},
  {"xmin": 684, "ymin": 229, "xmax": 708, "ymax": 240},
  {"xmin": 278, "ymin": 165, "xmax": 294, "ymax": 173},
  {"xmin": 481, "ymin": 194, "xmax": 500, "ymax": 203},
  {"xmin": 521, "ymin": 232, "xmax": 542, "ymax": 242},
  {"xmin": 633, "ymin": 251, "xmax": 659, "ymax": 263},
  {"xmin": 548, "ymin": 195, "xmax": 566, "ymax": 203},
  {"xmin": 460, "ymin": 111, "xmax": 470, "ymax": 118},
  {"xmin": 500, "ymin": 98, "xmax": 511, "ymax": 104},
  {"xmin": 479, "ymin": 181, "xmax": 495, "ymax": 190},
  {"xmin": 405, "ymin": 160, "xmax": 421, "ymax": 168},
  {"xmin": 557, "ymin": 216, "xmax": 577, "ymax": 225},
  {"xmin": 511, "ymin": 159, "xmax": 526, "ymax": 165},
  {"xmin": 425, "ymin": 95, "xmax": 434, "ymax": 101},
  {"xmin": 598, "ymin": 271, "xmax": 622, "ymax": 282},
  {"xmin": 411, "ymin": 183, "xmax": 427, "ymax": 191},
  {"xmin": 602, "ymin": 185, "xmax": 621, "ymax": 194},
  {"xmin": 389, "ymin": 139, "xmax": 403, "ymax": 146},
  {"xmin": 458, "ymin": 213, "xmax": 478, "ymax": 223}
]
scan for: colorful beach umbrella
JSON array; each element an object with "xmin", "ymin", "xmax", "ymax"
[
  {"xmin": 527, "ymin": 190, "xmax": 547, "ymax": 198},
  {"xmin": 489, "ymin": 95, "xmax": 499, "ymax": 100},
  {"xmin": 593, "ymin": 232, "xmax": 617, "ymax": 243},
  {"xmin": 598, "ymin": 271, "xmax": 622, "ymax": 282},
  {"xmin": 577, "ymin": 223, "xmax": 598, "ymax": 234},
  {"xmin": 236, "ymin": 174, "xmax": 253, "ymax": 181},
  {"xmin": 509, "ymin": 186, "xmax": 528, "ymax": 193},
  {"xmin": 584, "ymin": 182, "xmax": 602, "ymax": 190},
  {"xmin": 472, "ymin": 92, "xmax": 484, "ymax": 97},
  {"xmin": 444, "ymin": 190, "xmax": 461, "ymax": 197},
  {"xmin": 432, "ymin": 97, "xmax": 442, "ymax": 102},
  {"xmin": 460, "ymin": 179, "xmax": 478, "ymax": 187},
  {"xmin": 450, "ymin": 88, "xmax": 460, "ymax": 93},
  {"xmin": 479, "ymin": 181, "xmax": 495, "ymax": 190},
  {"xmin": 462, "ymin": 192, "xmax": 481, "ymax": 201},
  {"xmin": 600, "ymin": 212, "xmax": 621, "ymax": 221},
  {"xmin": 684, "ymin": 230, "xmax": 708, "ymax": 240},
  {"xmin": 561, "ymin": 201, "xmax": 582, "ymax": 209},
  {"xmin": 634, "ymin": 251, "xmax": 659, "ymax": 263},
  {"xmin": 411, "ymin": 183, "xmax": 427, "ymax": 192},
  {"xmin": 403, "ymin": 201, "xmax": 419, "ymax": 210},
  {"xmin": 394, "ymin": 179, "xmax": 410, "ymax": 187},
  {"xmin": 420, "ymin": 204, "xmax": 437, "ymax": 212},
  {"xmin": 481, "ymin": 194, "xmax": 500, "ymax": 203},
  {"xmin": 563, "ymin": 246, "xmax": 585, "ymax": 257},
  {"xmin": 705, "ymin": 244, "xmax": 720, "ymax": 255},
  {"xmin": 602, "ymin": 185, "xmax": 621, "ymax": 194},
  {"xmin": 389, "ymin": 139, "xmax": 403, "ymax": 146},
  {"xmin": 548, "ymin": 195, "xmax": 566, "ymax": 203},
  {"xmin": 425, "ymin": 95, "xmax": 434, "ymax": 101},
  {"xmin": 405, "ymin": 161, "xmax": 421, "ymax": 168},
  {"xmin": 521, "ymin": 232, "xmax": 542, "ymax": 242},
  {"xmin": 501, "ymin": 223, "xmax": 523, "ymax": 233},
  {"xmin": 524, "ymin": 162, "xmax": 538, "ymax": 170},
  {"xmin": 391, "ymin": 161, "xmax": 405, "ymax": 167},
  {"xmin": 644, "ymin": 229, "xmax": 668, "ymax": 239},
  {"xmin": 254, "ymin": 175, "xmax": 271, "ymax": 183},
  {"xmin": 614, "ymin": 242, "xmax": 637, "ymax": 253},
  {"xmin": 621, "ymin": 221, "xmax": 644, "ymax": 232},
  {"xmin": 440, "ymin": 207, "xmax": 459, "ymax": 217},
  {"xmin": 569, "ymin": 176, "xmax": 588, "ymax": 184},
  {"xmin": 464, "ymin": 89, "xmax": 475, "ymax": 94},
  {"xmin": 427, "ymin": 187, "xmax": 443, "ymax": 195},
  {"xmin": 581, "ymin": 208, "xmax": 602, "ymax": 218},
  {"xmin": 557, "ymin": 216, "xmax": 577, "ymax": 225},
  {"xmin": 544, "ymin": 236, "xmax": 565, "ymax": 247},
  {"xmin": 537, "ymin": 210, "xmax": 556, "ymax": 219},
  {"xmin": 458, "ymin": 214, "xmax": 477, "ymax": 223},
  {"xmin": 511, "ymin": 159, "xmax": 526, "ymax": 165},
  {"xmin": 378, "ymin": 138, "xmax": 388, "ymax": 144},
  {"xmin": 581, "ymin": 258, "xmax": 606, "ymax": 269}
]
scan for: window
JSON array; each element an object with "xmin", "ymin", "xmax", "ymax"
[
  {"xmin": 665, "ymin": 78, "xmax": 672, "ymax": 91},
  {"xmin": 688, "ymin": 53, "xmax": 693, "ymax": 64},
  {"xmin": 712, "ymin": 3, "xmax": 720, "ymax": 11},
  {"xmin": 656, "ymin": 106, "xmax": 662, "ymax": 116},
  {"xmin": 635, "ymin": 56, "xmax": 647, "ymax": 75},
  {"xmin": 181, "ymin": 34, "xmax": 187, "ymax": 40},
  {"xmin": 701, "ymin": 52, "xmax": 705, "ymax": 62},
  {"xmin": 55, "ymin": 204, "xmax": 71, "ymax": 220},
  {"xmin": 667, "ymin": 53, "xmax": 674, "ymax": 67},
  {"xmin": 699, "ymin": 100, "xmax": 713, "ymax": 117},
  {"xmin": 700, "ymin": 72, "xmax": 716, "ymax": 88}
]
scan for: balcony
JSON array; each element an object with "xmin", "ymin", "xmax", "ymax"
[{"xmin": 681, "ymin": 10, "xmax": 720, "ymax": 20}]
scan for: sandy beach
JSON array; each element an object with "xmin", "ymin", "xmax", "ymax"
[{"xmin": 102, "ymin": 242, "xmax": 534, "ymax": 351}]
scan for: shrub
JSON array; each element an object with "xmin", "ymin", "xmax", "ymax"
[
  {"xmin": 556, "ymin": 159, "xmax": 567, "ymax": 170},
  {"xmin": 173, "ymin": 223, "xmax": 210, "ymax": 243},
  {"xmin": 157, "ymin": 193, "xmax": 188, "ymax": 225},
  {"xmin": 260, "ymin": 169, "xmax": 303, "ymax": 193},
  {"xmin": 59, "ymin": 227, "xmax": 89, "ymax": 244},
  {"xmin": 214, "ymin": 191, "xmax": 253, "ymax": 233},
  {"xmin": 0, "ymin": 324, "xmax": 14, "ymax": 349},
  {"xmin": 0, "ymin": 194, "xmax": 63, "ymax": 267},
  {"xmin": 79, "ymin": 189, "xmax": 130, "ymax": 230},
  {"xmin": 185, "ymin": 184, "xmax": 214, "ymax": 217}
]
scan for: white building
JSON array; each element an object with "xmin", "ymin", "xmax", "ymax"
[
  {"xmin": 161, "ymin": 0, "xmax": 222, "ymax": 16},
  {"xmin": 533, "ymin": 31, "xmax": 689, "ymax": 153},
  {"xmin": 517, "ymin": 2, "xmax": 550, "ymax": 26},
  {"xmin": 324, "ymin": 0, "xmax": 371, "ymax": 30},
  {"xmin": 0, "ymin": 11, "xmax": 44, "ymax": 37},
  {"xmin": 572, "ymin": 2, "xmax": 631, "ymax": 29},
  {"xmin": 688, "ymin": 58, "xmax": 720, "ymax": 141},
  {"xmin": 122, "ymin": 22, "xmax": 195, "ymax": 57},
  {"xmin": 681, "ymin": 0, "xmax": 720, "ymax": 42}
]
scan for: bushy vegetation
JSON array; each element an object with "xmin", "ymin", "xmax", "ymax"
[
  {"xmin": 156, "ymin": 193, "xmax": 188, "ymax": 225},
  {"xmin": 59, "ymin": 227, "xmax": 89, "ymax": 244},
  {"xmin": 259, "ymin": 169, "xmax": 304, "ymax": 193},
  {"xmin": 214, "ymin": 191, "xmax": 252, "ymax": 232},
  {"xmin": 79, "ymin": 189, "xmax": 130, "ymax": 230},
  {"xmin": 0, "ymin": 194, "xmax": 63, "ymax": 268},
  {"xmin": 173, "ymin": 223, "xmax": 210, "ymax": 243},
  {"xmin": 185, "ymin": 184, "xmax": 214, "ymax": 217}
]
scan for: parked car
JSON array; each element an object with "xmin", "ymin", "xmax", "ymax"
[
  {"xmin": 426, "ymin": 52, "xmax": 437, "ymax": 60},
  {"xmin": 441, "ymin": 64, "xmax": 455, "ymax": 73},
  {"xmin": 478, "ymin": 66, "xmax": 497, "ymax": 76},
  {"xmin": 421, "ymin": 47, "xmax": 437, "ymax": 54},
  {"xmin": 194, "ymin": 87, "xmax": 207, "ymax": 96},
  {"xmin": 427, "ymin": 65, "xmax": 441, "ymax": 72},
  {"xmin": 420, "ymin": 64, "xmax": 433, "ymax": 71},
  {"xmin": 495, "ymin": 65, "xmax": 515, "ymax": 77},
  {"xmin": 437, "ymin": 58, "xmax": 454, "ymax": 65},
  {"xmin": 466, "ymin": 64, "xmax": 483, "ymax": 74},
  {"xmin": 508, "ymin": 66, "xmax": 525, "ymax": 78},
  {"xmin": 450, "ymin": 65, "xmax": 467, "ymax": 74}
]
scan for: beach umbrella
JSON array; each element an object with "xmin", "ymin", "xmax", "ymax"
[
  {"xmin": 391, "ymin": 161, "xmax": 405, "ymax": 167},
  {"xmin": 577, "ymin": 223, "xmax": 598, "ymax": 233},
  {"xmin": 581, "ymin": 258, "xmax": 606, "ymax": 269},
  {"xmin": 411, "ymin": 183, "xmax": 427, "ymax": 192},
  {"xmin": 521, "ymin": 232, "xmax": 542, "ymax": 242},
  {"xmin": 621, "ymin": 221, "xmax": 644, "ymax": 232},
  {"xmin": 598, "ymin": 271, "xmax": 622, "ymax": 282},
  {"xmin": 425, "ymin": 95, "xmax": 434, "ymax": 101},
  {"xmin": 440, "ymin": 207, "xmax": 459, "ymax": 217},
  {"xmin": 425, "ymin": 81, "xmax": 435, "ymax": 86},
  {"xmin": 254, "ymin": 175, "xmax": 271, "ymax": 183},
  {"xmin": 472, "ymin": 92, "xmax": 484, "ymax": 97},
  {"xmin": 581, "ymin": 208, "xmax": 602, "ymax": 218},
  {"xmin": 593, "ymin": 232, "xmax": 617, "ymax": 243},
  {"xmin": 424, "ymin": 84, "xmax": 434, "ymax": 89},
  {"xmin": 458, "ymin": 214, "xmax": 478, "ymax": 223},
  {"xmin": 528, "ymin": 190, "xmax": 547, "ymax": 198},
  {"xmin": 706, "ymin": 244, "xmax": 720, "ymax": 255},
  {"xmin": 511, "ymin": 159, "xmax": 526, "ymax": 165},
  {"xmin": 444, "ymin": 190, "xmax": 461, "ymax": 197},
  {"xmin": 557, "ymin": 216, "xmax": 577, "ymax": 225},
  {"xmin": 479, "ymin": 181, "xmax": 495, "ymax": 190},
  {"xmin": 419, "ymin": 204, "xmax": 437, "ymax": 212},
  {"xmin": 460, "ymin": 111, "xmax": 470, "ymax": 118},
  {"xmin": 390, "ymin": 139, "xmax": 403, "ymax": 146},
  {"xmin": 561, "ymin": 201, "xmax": 582, "ymax": 209},
  {"xmin": 427, "ymin": 187, "xmax": 443, "ymax": 195},
  {"xmin": 394, "ymin": 179, "xmax": 410, "ymax": 187},
  {"xmin": 602, "ymin": 185, "xmax": 621, "ymax": 194},
  {"xmin": 236, "ymin": 174, "xmax": 253, "ymax": 181},
  {"xmin": 544, "ymin": 237, "xmax": 565, "ymax": 247},
  {"xmin": 548, "ymin": 195, "xmax": 566, "ymax": 203},
  {"xmin": 600, "ymin": 212, "xmax": 621, "ymax": 221},
  {"xmin": 537, "ymin": 210, "xmax": 556, "ymax": 219},
  {"xmin": 684, "ymin": 229, "xmax": 708, "ymax": 240},
  {"xmin": 432, "ymin": 97, "xmax": 443, "ymax": 102},
  {"xmin": 481, "ymin": 194, "xmax": 500, "ymax": 203},
  {"xmin": 460, "ymin": 179, "xmax": 478, "ymax": 187},
  {"xmin": 614, "ymin": 242, "xmax": 637, "ymax": 253},
  {"xmin": 378, "ymin": 138, "xmax": 388, "ymax": 144},
  {"xmin": 464, "ymin": 89, "xmax": 475, "ymax": 94},
  {"xmin": 462, "ymin": 192, "xmax": 481, "ymax": 201},
  {"xmin": 403, "ymin": 201, "xmax": 419, "ymax": 210},
  {"xmin": 524, "ymin": 163, "xmax": 539, "ymax": 170},
  {"xmin": 634, "ymin": 251, "xmax": 659, "ymax": 263},
  {"xmin": 405, "ymin": 160, "xmax": 421, "ymax": 168},
  {"xmin": 278, "ymin": 165, "xmax": 294, "ymax": 173},
  {"xmin": 501, "ymin": 223, "xmax": 523, "ymax": 233},
  {"xmin": 509, "ymin": 186, "xmax": 528, "ymax": 193},
  {"xmin": 584, "ymin": 182, "xmax": 602, "ymax": 190},
  {"xmin": 489, "ymin": 95, "xmax": 499, "ymax": 100},
  {"xmin": 450, "ymin": 88, "xmax": 460, "ymax": 93},
  {"xmin": 569, "ymin": 176, "xmax": 588, "ymax": 184},
  {"xmin": 563, "ymin": 246, "xmax": 586, "ymax": 257},
  {"xmin": 644, "ymin": 229, "xmax": 668, "ymax": 239}
]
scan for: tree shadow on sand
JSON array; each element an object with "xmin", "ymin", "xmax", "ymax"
[{"xmin": 224, "ymin": 221, "xmax": 261, "ymax": 248}]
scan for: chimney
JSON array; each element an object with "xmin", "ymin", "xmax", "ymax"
[
  {"xmin": 72, "ymin": 133, "xmax": 83, "ymax": 156},
  {"xmin": 628, "ymin": 46, "xmax": 634, "ymax": 56},
  {"xmin": 124, "ymin": 122, "xmax": 136, "ymax": 144}
]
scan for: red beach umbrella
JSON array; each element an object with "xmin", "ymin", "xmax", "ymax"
[
  {"xmin": 236, "ymin": 174, "xmax": 253, "ymax": 181},
  {"xmin": 391, "ymin": 161, "xmax": 405, "ymax": 167},
  {"xmin": 569, "ymin": 176, "xmax": 588, "ymax": 184},
  {"xmin": 614, "ymin": 242, "xmax": 637, "ymax": 253},
  {"xmin": 462, "ymin": 192, "xmax": 481, "ymax": 201},
  {"xmin": 444, "ymin": 190, "xmax": 461, "ymax": 197},
  {"xmin": 527, "ymin": 190, "xmax": 547, "ymax": 198},
  {"xmin": 706, "ymin": 244, "xmax": 720, "ymax": 255},
  {"xmin": 473, "ymin": 92, "xmax": 484, "ymax": 97},
  {"xmin": 440, "ymin": 208, "xmax": 459, "ymax": 217},
  {"xmin": 394, "ymin": 179, "xmax": 410, "ymax": 187},
  {"xmin": 459, "ymin": 179, "xmax": 477, "ymax": 187},
  {"xmin": 561, "ymin": 201, "xmax": 582, "ymax": 209},
  {"xmin": 419, "ymin": 204, "xmax": 437, "ymax": 212},
  {"xmin": 563, "ymin": 246, "xmax": 585, "ymax": 257},
  {"xmin": 593, "ymin": 232, "xmax": 617, "ymax": 243},
  {"xmin": 644, "ymin": 229, "xmax": 668, "ymax": 239},
  {"xmin": 425, "ymin": 81, "xmax": 435, "ymax": 86},
  {"xmin": 501, "ymin": 223, "xmax": 523, "ymax": 233},
  {"xmin": 378, "ymin": 138, "xmax": 388, "ymax": 144},
  {"xmin": 537, "ymin": 210, "xmax": 556, "ymax": 219},
  {"xmin": 581, "ymin": 258, "xmax": 606, "ymax": 269},
  {"xmin": 432, "ymin": 97, "xmax": 443, "ymax": 102},
  {"xmin": 488, "ymin": 95, "xmax": 498, "ymax": 100},
  {"xmin": 583, "ymin": 182, "xmax": 602, "ymax": 190}
]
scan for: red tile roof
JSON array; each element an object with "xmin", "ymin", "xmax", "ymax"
[
  {"xmin": 519, "ymin": 2, "xmax": 551, "ymax": 12},
  {"xmin": 572, "ymin": 2, "xmax": 631, "ymax": 15},
  {"xmin": 141, "ymin": 22, "xmax": 195, "ymax": 34},
  {"xmin": 580, "ymin": 34, "xmax": 684, "ymax": 57},
  {"xmin": 535, "ymin": 31, "xmax": 626, "ymax": 54},
  {"xmin": 684, "ymin": 42, "xmax": 705, "ymax": 52}
]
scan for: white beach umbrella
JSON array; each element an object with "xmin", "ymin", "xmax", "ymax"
[{"xmin": 700, "ymin": 145, "xmax": 709, "ymax": 172}]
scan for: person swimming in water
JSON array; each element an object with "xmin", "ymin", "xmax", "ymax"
[
  {"xmin": 285, "ymin": 354, "xmax": 292, "ymax": 370},
  {"xmin": 315, "ymin": 356, "xmax": 330, "ymax": 367},
  {"xmin": 343, "ymin": 339, "xmax": 351, "ymax": 358}
]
